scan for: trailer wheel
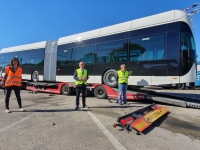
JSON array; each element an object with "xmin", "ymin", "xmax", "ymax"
[
  {"xmin": 31, "ymin": 71, "xmax": 39, "ymax": 82},
  {"xmin": 94, "ymin": 86, "xmax": 107, "ymax": 99},
  {"xmin": 61, "ymin": 84, "xmax": 72, "ymax": 95},
  {"xmin": 176, "ymin": 83, "xmax": 185, "ymax": 90},
  {"xmin": 103, "ymin": 69, "xmax": 117, "ymax": 88}
]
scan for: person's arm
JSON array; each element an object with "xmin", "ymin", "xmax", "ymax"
[
  {"xmin": 73, "ymin": 70, "xmax": 80, "ymax": 81},
  {"xmin": 20, "ymin": 67, "xmax": 22, "ymax": 80},
  {"xmin": 116, "ymin": 71, "xmax": 118, "ymax": 82},
  {"xmin": 2, "ymin": 67, "xmax": 8, "ymax": 88},
  {"xmin": 86, "ymin": 71, "xmax": 89, "ymax": 81}
]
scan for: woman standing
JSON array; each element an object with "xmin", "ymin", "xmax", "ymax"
[{"xmin": 2, "ymin": 57, "xmax": 24, "ymax": 113}]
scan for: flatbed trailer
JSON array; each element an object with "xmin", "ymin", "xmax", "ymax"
[
  {"xmin": 1, "ymin": 78, "xmax": 200, "ymax": 108},
  {"xmin": 25, "ymin": 81, "xmax": 147, "ymax": 101}
]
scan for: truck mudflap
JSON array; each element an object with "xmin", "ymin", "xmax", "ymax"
[{"xmin": 113, "ymin": 104, "xmax": 169, "ymax": 134}]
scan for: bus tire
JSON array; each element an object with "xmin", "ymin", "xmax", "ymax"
[
  {"xmin": 176, "ymin": 83, "xmax": 185, "ymax": 90},
  {"xmin": 103, "ymin": 69, "xmax": 117, "ymax": 88},
  {"xmin": 61, "ymin": 84, "xmax": 72, "ymax": 95},
  {"xmin": 31, "ymin": 71, "xmax": 39, "ymax": 82},
  {"xmin": 94, "ymin": 86, "xmax": 107, "ymax": 99}
]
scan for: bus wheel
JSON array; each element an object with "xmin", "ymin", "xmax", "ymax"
[
  {"xmin": 103, "ymin": 69, "xmax": 117, "ymax": 88},
  {"xmin": 94, "ymin": 86, "xmax": 107, "ymax": 99},
  {"xmin": 176, "ymin": 83, "xmax": 185, "ymax": 89},
  {"xmin": 31, "ymin": 71, "xmax": 39, "ymax": 82},
  {"xmin": 61, "ymin": 84, "xmax": 72, "ymax": 95}
]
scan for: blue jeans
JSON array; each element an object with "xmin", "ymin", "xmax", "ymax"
[{"xmin": 118, "ymin": 84, "xmax": 128, "ymax": 104}]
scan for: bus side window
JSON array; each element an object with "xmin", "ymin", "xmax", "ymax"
[
  {"xmin": 157, "ymin": 49, "xmax": 164, "ymax": 59},
  {"xmin": 181, "ymin": 45, "xmax": 188, "ymax": 50}
]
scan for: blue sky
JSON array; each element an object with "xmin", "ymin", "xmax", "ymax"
[{"xmin": 0, "ymin": 0, "xmax": 199, "ymax": 60}]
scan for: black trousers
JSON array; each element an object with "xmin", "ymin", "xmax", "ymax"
[
  {"xmin": 5, "ymin": 86, "xmax": 22, "ymax": 109},
  {"xmin": 76, "ymin": 84, "xmax": 86, "ymax": 108}
]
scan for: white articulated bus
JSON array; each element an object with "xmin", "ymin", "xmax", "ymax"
[{"xmin": 0, "ymin": 10, "xmax": 197, "ymax": 89}]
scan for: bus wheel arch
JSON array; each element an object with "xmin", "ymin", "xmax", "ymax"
[
  {"xmin": 31, "ymin": 70, "xmax": 39, "ymax": 82},
  {"xmin": 61, "ymin": 84, "xmax": 72, "ymax": 95},
  {"xmin": 176, "ymin": 83, "xmax": 185, "ymax": 89},
  {"xmin": 102, "ymin": 69, "xmax": 118, "ymax": 88}
]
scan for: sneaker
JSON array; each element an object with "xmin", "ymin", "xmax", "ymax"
[
  {"xmin": 119, "ymin": 103, "xmax": 123, "ymax": 105},
  {"xmin": 82, "ymin": 107, "xmax": 87, "ymax": 110},
  {"xmin": 20, "ymin": 108, "xmax": 25, "ymax": 112},
  {"xmin": 5, "ymin": 109, "xmax": 11, "ymax": 113},
  {"xmin": 75, "ymin": 106, "xmax": 79, "ymax": 110},
  {"xmin": 124, "ymin": 102, "xmax": 127, "ymax": 105}
]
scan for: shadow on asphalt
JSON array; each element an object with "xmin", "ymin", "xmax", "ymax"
[
  {"xmin": 11, "ymin": 104, "xmax": 144, "ymax": 113},
  {"xmin": 11, "ymin": 109, "xmax": 82, "ymax": 112},
  {"xmin": 89, "ymin": 105, "xmax": 143, "ymax": 109}
]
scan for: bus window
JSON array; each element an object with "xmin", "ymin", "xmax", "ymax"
[
  {"xmin": 190, "ymin": 35, "xmax": 196, "ymax": 50},
  {"xmin": 166, "ymin": 31, "xmax": 179, "ymax": 60},
  {"xmin": 130, "ymin": 34, "xmax": 165, "ymax": 61},
  {"xmin": 21, "ymin": 49, "xmax": 45, "ymax": 66},
  {"xmin": 181, "ymin": 32, "xmax": 196, "ymax": 61},
  {"xmin": 57, "ymin": 48, "xmax": 75, "ymax": 66},
  {"xmin": 96, "ymin": 39, "xmax": 128, "ymax": 63},
  {"xmin": 75, "ymin": 45, "xmax": 95, "ymax": 64},
  {"xmin": 181, "ymin": 33, "xmax": 190, "ymax": 50}
]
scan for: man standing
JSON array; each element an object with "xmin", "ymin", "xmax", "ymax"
[
  {"xmin": 117, "ymin": 64, "xmax": 129, "ymax": 105},
  {"xmin": 74, "ymin": 62, "xmax": 88, "ymax": 110}
]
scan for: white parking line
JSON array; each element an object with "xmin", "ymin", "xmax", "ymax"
[
  {"xmin": 0, "ymin": 113, "xmax": 39, "ymax": 134},
  {"xmin": 87, "ymin": 111, "xmax": 127, "ymax": 150}
]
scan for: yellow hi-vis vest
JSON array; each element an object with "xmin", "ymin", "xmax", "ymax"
[
  {"xmin": 75, "ymin": 69, "xmax": 88, "ymax": 85},
  {"xmin": 117, "ymin": 70, "xmax": 129, "ymax": 84}
]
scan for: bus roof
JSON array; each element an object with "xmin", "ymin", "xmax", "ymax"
[
  {"xmin": 0, "ymin": 41, "xmax": 47, "ymax": 54},
  {"xmin": 58, "ymin": 10, "xmax": 190, "ymax": 45}
]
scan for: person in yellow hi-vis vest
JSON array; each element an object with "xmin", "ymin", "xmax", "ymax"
[
  {"xmin": 117, "ymin": 64, "xmax": 129, "ymax": 105},
  {"xmin": 73, "ymin": 62, "xmax": 89, "ymax": 110}
]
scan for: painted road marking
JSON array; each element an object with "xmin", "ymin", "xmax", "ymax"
[
  {"xmin": 0, "ymin": 113, "xmax": 39, "ymax": 134},
  {"xmin": 87, "ymin": 110, "xmax": 127, "ymax": 150}
]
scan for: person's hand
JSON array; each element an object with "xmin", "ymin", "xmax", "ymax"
[
  {"xmin": 79, "ymin": 77, "xmax": 83, "ymax": 81},
  {"xmin": 2, "ymin": 84, "xmax": 5, "ymax": 88}
]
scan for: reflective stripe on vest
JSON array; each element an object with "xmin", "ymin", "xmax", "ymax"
[
  {"xmin": 5, "ymin": 66, "xmax": 22, "ymax": 87},
  {"xmin": 75, "ymin": 69, "xmax": 87, "ymax": 85},
  {"xmin": 117, "ymin": 70, "xmax": 129, "ymax": 84}
]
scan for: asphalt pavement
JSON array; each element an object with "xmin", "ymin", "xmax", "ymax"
[{"xmin": 0, "ymin": 89, "xmax": 200, "ymax": 150}]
